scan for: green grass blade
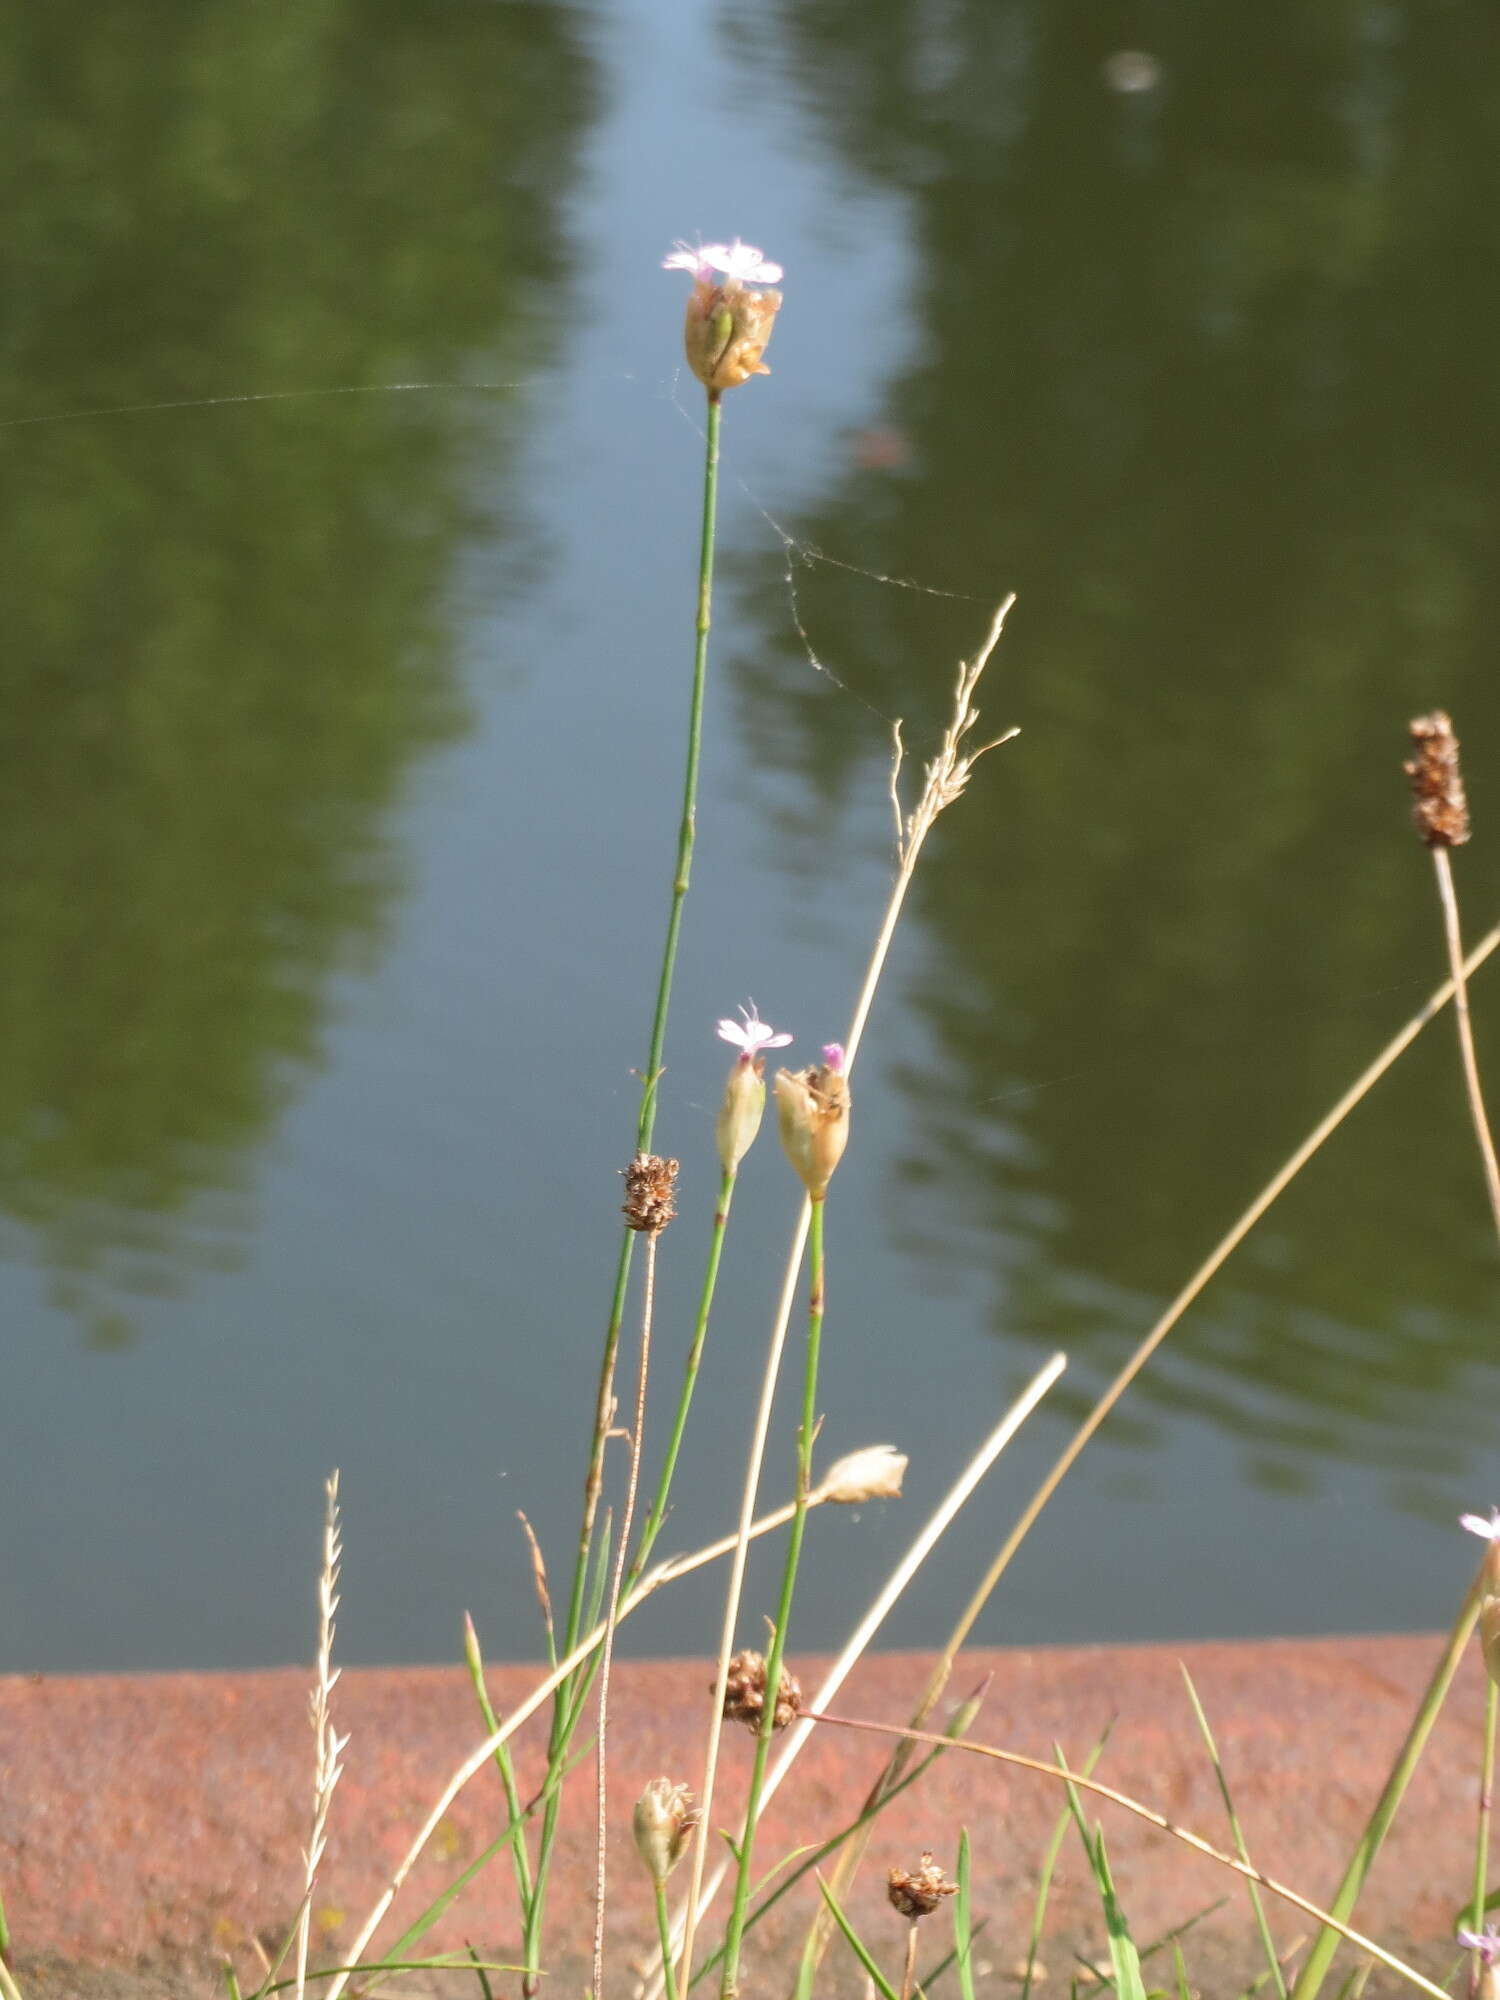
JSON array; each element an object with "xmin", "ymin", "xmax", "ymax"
[
  {"xmin": 1180, "ymin": 1664, "xmax": 1285, "ymax": 1997},
  {"xmin": 1172, "ymin": 1941, "xmax": 1191, "ymax": 2000},
  {"xmin": 1021, "ymin": 1725, "xmax": 1114, "ymax": 2000},
  {"xmin": 1058, "ymin": 1758, "xmax": 1145, "ymax": 2000},
  {"xmin": 462, "ymin": 1613, "xmax": 534, "ymax": 1911},
  {"xmin": 466, "ymin": 1942, "xmax": 496, "ymax": 2000},
  {"xmin": 815, "ymin": 1875, "xmax": 901, "ymax": 2000},
  {"xmin": 1136, "ymin": 1897, "xmax": 1227, "ymax": 1967},
  {"xmin": 222, "ymin": 1966, "xmax": 245, "ymax": 2000},
  {"xmin": 955, "ymin": 1827, "xmax": 975, "ymax": 2000},
  {"xmin": 261, "ymin": 1956, "xmax": 522, "ymax": 1993}
]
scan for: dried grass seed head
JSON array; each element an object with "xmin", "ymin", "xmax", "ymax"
[
  {"xmin": 1406, "ymin": 710, "xmax": 1471, "ymax": 848},
  {"xmin": 887, "ymin": 1852, "xmax": 958, "ymax": 1920},
  {"xmin": 621, "ymin": 1152, "xmax": 679, "ymax": 1232},
  {"xmin": 718, "ymin": 1648, "xmax": 802, "ymax": 1732}
]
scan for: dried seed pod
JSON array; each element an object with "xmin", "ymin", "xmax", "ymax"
[
  {"xmin": 718, "ymin": 1648, "xmax": 802, "ymax": 1732},
  {"xmin": 774, "ymin": 1045, "xmax": 851, "ymax": 1199},
  {"xmin": 820, "ymin": 1444, "xmax": 908, "ymax": 1504},
  {"xmin": 632, "ymin": 1777, "xmax": 700, "ymax": 1885},
  {"xmin": 1405, "ymin": 710, "xmax": 1471, "ymax": 848},
  {"xmin": 887, "ymin": 1852, "xmax": 958, "ymax": 1919},
  {"xmin": 621, "ymin": 1153, "xmax": 679, "ymax": 1233}
]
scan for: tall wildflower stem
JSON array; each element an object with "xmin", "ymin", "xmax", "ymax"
[
  {"xmin": 632, "ymin": 1168, "xmax": 736, "ymax": 1580},
  {"xmin": 719, "ymin": 1194, "xmax": 827, "ymax": 2000},
  {"xmin": 1431, "ymin": 846, "xmax": 1500, "ymax": 1240},
  {"xmin": 677, "ymin": 600, "xmax": 1019, "ymax": 1996},
  {"xmin": 1472, "ymin": 1679, "xmax": 1497, "ymax": 1987},
  {"xmin": 529, "ymin": 390, "xmax": 723, "ymax": 1990},
  {"xmin": 593, "ymin": 1229, "xmax": 662, "ymax": 2000}
]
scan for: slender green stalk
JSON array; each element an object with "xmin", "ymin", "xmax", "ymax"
[
  {"xmin": 1287, "ymin": 1560, "xmax": 1486, "ymax": 1999},
  {"xmin": 1473, "ymin": 1679, "xmax": 1497, "ymax": 1981},
  {"xmin": 655, "ymin": 1882, "xmax": 683, "ymax": 2000},
  {"xmin": 595, "ymin": 1231, "xmax": 662, "ymax": 2000},
  {"xmin": 527, "ymin": 390, "xmax": 724, "ymax": 1995},
  {"xmin": 631, "ymin": 1168, "xmax": 736, "ymax": 1580},
  {"xmin": 720, "ymin": 1196, "xmax": 827, "ymax": 1998}
]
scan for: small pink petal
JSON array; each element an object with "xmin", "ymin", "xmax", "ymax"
[
  {"xmin": 717, "ymin": 1017, "xmax": 751, "ymax": 1048},
  {"xmin": 1461, "ymin": 1510, "xmax": 1500, "ymax": 1539},
  {"xmin": 821, "ymin": 1043, "xmax": 846, "ymax": 1073},
  {"xmin": 762, "ymin": 1031, "xmax": 794, "ymax": 1049}
]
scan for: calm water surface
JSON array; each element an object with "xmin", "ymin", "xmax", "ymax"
[{"xmin": 4, "ymin": 1, "xmax": 1500, "ymax": 1671}]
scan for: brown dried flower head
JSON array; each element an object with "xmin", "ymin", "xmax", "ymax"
[
  {"xmin": 1405, "ymin": 710, "xmax": 1471, "ymax": 848},
  {"xmin": 718, "ymin": 1648, "xmax": 802, "ymax": 1732},
  {"xmin": 887, "ymin": 1852, "xmax": 958, "ymax": 1920},
  {"xmin": 774, "ymin": 1044, "xmax": 851, "ymax": 1199},
  {"xmin": 632, "ymin": 1777, "xmax": 701, "ymax": 1885},
  {"xmin": 621, "ymin": 1152, "xmax": 679, "ymax": 1233}
]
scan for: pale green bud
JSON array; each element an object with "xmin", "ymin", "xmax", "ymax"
[
  {"xmin": 632, "ymin": 1778, "xmax": 699, "ymax": 1886},
  {"xmin": 717, "ymin": 1057, "xmax": 767, "ymax": 1175}
]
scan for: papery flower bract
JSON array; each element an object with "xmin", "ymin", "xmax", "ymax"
[
  {"xmin": 820, "ymin": 1443, "xmax": 907, "ymax": 1504},
  {"xmin": 715, "ymin": 1007, "xmax": 791, "ymax": 1175},
  {"xmin": 775, "ymin": 1051, "xmax": 851, "ymax": 1199},
  {"xmin": 717, "ymin": 1004, "xmax": 793, "ymax": 1061},
  {"xmin": 633, "ymin": 1777, "xmax": 700, "ymax": 1885},
  {"xmin": 664, "ymin": 237, "xmax": 784, "ymax": 393}
]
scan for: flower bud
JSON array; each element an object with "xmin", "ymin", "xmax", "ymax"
[
  {"xmin": 774, "ymin": 1046, "xmax": 850, "ymax": 1199},
  {"xmin": 820, "ymin": 1444, "xmax": 907, "ymax": 1504},
  {"xmin": 717, "ymin": 1058, "xmax": 767, "ymax": 1175},
  {"xmin": 682, "ymin": 279, "xmax": 782, "ymax": 394},
  {"xmin": 632, "ymin": 1778, "xmax": 700, "ymax": 1886}
]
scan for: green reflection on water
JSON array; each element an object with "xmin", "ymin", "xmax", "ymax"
[
  {"xmin": 0, "ymin": 2, "xmax": 595, "ymax": 1338},
  {"xmin": 730, "ymin": 2, "xmax": 1500, "ymax": 1489}
]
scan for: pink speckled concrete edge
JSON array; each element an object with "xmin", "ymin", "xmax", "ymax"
[{"xmin": 0, "ymin": 1638, "xmax": 1485, "ymax": 1997}]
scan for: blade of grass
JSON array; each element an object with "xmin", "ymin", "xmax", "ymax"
[
  {"xmin": 1179, "ymin": 1665, "xmax": 1284, "ymax": 1997},
  {"xmin": 1287, "ymin": 1562, "xmax": 1487, "ymax": 1999},
  {"xmin": 462, "ymin": 1615, "xmax": 534, "ymax": 1915},
  {"xmin": 466, "ymin": 1943, "xmax": 496, "ymax": 2000},
  {"xmin": 1172, "ymin": 1941, "xmax": 1191, "ymax": 2000},
  {"xmin": 815, "ymin": 1875, "xmax": 901, "ymax": 2000},
  {"xmin": 1057, "ymin": 1759, "xmax": 1145, "ymax": 2000},
  {"xmin": 1136, "ymin": 1899, "xmax": 1227, "ymax": 1968},
  {"xmin": 954, "ymin": 1829, "xmax": 975, "ymax": 2000},
  {"xmin": 262, "ymin": 1956, "xmax": 522, "ymax": 1993},
  {"xmin": 1021, "ymin": 1726, "xmax": 1115, "ymax": 2000},
  {"xmin": 223, "ymin": 1967, "xmax": 244, "ymax": 2000}
]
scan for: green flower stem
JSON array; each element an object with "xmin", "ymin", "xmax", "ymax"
[
  {"xmin": 1473, "ymin": 1677, "xmax": 1498, "ymax": 1956},
  {"xmin": 720, "ymin": 1194, "xmax": 827, "ymax": 2000},
  {"xmin": 656, "ymin": 1881, "xmax": 683, "ymax": 2000},
  {"xmin": 631, "ymin": 1168, "xmax": 737, "ymax": 1581},
  {"xmin": 1289, "ymin": 1563, "xmax": 1486, "ymax": 2000},
  {"xmin": 527, "ymin": 389, "xmax": 724, "ymax": 1996}
]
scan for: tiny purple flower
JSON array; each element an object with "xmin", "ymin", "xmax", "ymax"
[
  {"xmin": 1459, "ymin": 1926, "xmax": 1500, "ymax": 1966},
  {"xmin": 703, "ymin": 239, "xmax": 783, "ymax": 286},
  {"xmin": 1462, "ymin": 1509, "xmax": 1500, "ymax": 1541},
  {"xmin": 662, "ymin": 239, "xmax": 783, "ymax": 287},
  {"xmin": 821, "ymin": 1043, "xmax": 846, "ymax": 1074},
  {"xmin": 717, "ymin": 1005, "xmax": 793, "ymax": 1063},
  {"xmin": 663, "ymin": 240, "xmax": 715, "ymax": 281}
]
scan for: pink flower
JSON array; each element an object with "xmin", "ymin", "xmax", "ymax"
[
  {"xmin": 821, "ymin": 1043, "xmax": 846, "ymax": 1074},
  {"xmin": 1462, "ymin": 1509, "xmax": 1500, "ymax": 1540},
  {"xmin": 717, "ymin": 1005, "xmax": 793, "ymax": 1063},
  {"xmin": 662, "ymin": 239, "xmax": 783, "ymax": 287}
]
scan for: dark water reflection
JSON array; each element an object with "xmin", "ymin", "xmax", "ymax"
[
  {"xmin": 4, "ymin": 0, "xmax": 1499, "ymax": 1669},
  {"xmin": 0, "ymin": 1, "xmax": 591, "ymax": 1338},
  {"xmin": 726, "ymin": 0, "xmax": 1500, "ymax": 1499}
]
